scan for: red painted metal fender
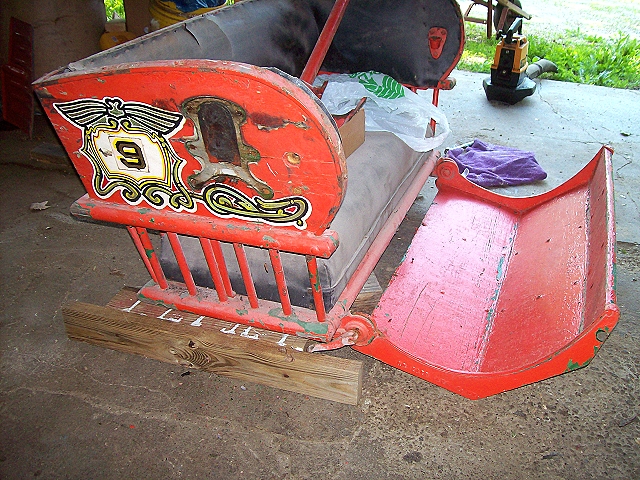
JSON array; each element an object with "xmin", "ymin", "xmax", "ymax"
[
  {"xmin": 36, "ymin": 60, "xmax": 346, "ymax": 237},
  {"xmin": 355, "ymin": 146, "xmax": 619, "ymax": 399}
]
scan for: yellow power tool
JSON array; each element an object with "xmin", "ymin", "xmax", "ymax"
[{"xmin": 483, "ymin": 18, "xmax": 556, "ymax": 104}]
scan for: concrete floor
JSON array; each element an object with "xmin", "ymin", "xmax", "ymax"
[{"xmin": 1, "ymin": 71, "xmax": 639, "ymax": 479}]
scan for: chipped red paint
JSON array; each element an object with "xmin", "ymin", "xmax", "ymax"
[
  {"xmin": 354, "ymin": 147, "xmax": 619, "ymax": 398},
  {"xmin": 138, "ymin": 281, "xmax": 338, "ymax": 341},
  {"xmin": 35, "ymin": 61, "xmax": 347, "ymax": 236}
]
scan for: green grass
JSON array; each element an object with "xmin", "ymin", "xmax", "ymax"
[
  {"xmin": 459, "ymin": 23, "xmax": 640, "ymax": 89},
  {"xmin": 105, "ymin": 0, "xmax": 125, "ymax": 19}
]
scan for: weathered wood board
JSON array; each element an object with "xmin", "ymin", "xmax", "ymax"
[{"xmin": 62, "ymin": 288, "xmax": 363, "ymax": 405}]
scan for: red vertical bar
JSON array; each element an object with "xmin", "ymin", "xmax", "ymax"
[
  {"xmin": 211, "ymin": 240, "xmax": 233, "ymax": 297},
  {"xmin": 430, "ymin": 88, "xmax": 440, "ymax": 133},
  {"xmin": 300, "ymin": 0, "xmax": 352, "ymax": 84},
  {"xmin": 134, "ymin": 227, "xmax": 168, "ymax": 289},
  {"xmin": 269, "ymin": 249, "xmax": 292, "ymax": 316},
  {"xmin": 127, "ymin": 226, "xmax": 158, "ymax": 284},
  {"xmin": 233, "ymin": 243, "xmax": 259, "ymax": 308},
  {"xmin": 432, "ymin": 87, "xmax": 440, "ymax": 107},
  {"xmin": 306, "ymin": 256, "xmax": 326, "ymax": 322},
  {"xmin": 166, "ymin": 232, "xmax": 197, "ymax": 296},
  {"xmin": 199, "ymin": 238, "xmax": 228, "ymax": 302}
]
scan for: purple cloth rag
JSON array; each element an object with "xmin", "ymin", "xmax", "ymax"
[{"xmin": 447, "ymin": 139, "xmax": 547, "ymax": 187}]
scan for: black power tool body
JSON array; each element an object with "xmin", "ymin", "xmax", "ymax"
[{"xmin": 483, "ymin": 18, "xmax": 557, "ymax": 104}]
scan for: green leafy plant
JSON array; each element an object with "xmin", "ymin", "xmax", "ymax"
[
  {"xmin": 459, "ymin": 23, "xmax": 640, "ymax": 89},
  {"xmin": 105, "ymin": 0, "xmax": 125, "ymax": 19},
  {"xmin": 459, "ymin": 24, "xmax": 500, "ymax": 73}
]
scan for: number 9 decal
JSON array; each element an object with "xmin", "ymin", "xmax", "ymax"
[{"xmin": 115, "ymin": 140, "xmax": 146, "ymax": 170}]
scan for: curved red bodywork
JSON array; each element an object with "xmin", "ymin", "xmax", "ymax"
[{"xmin": 356, "ymin": 148, "xmax": 618, "ymax": 398}]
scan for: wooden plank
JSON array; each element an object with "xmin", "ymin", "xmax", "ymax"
[{"xmin": 62, "ymin": 292, "xmax": 363, "ymax": 405}]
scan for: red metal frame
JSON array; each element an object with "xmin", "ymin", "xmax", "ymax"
[
  {"xmin": 79, "ymin": 146, "xmax": 439, "ymax": 344},
  {"xmin": 199, "ymin": 238, "xmax": 229, "ymax": 301}
]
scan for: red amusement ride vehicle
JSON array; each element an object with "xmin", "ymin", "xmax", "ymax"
[{"xmin": 34, "ymin": 0, "xmax": 618, "ymax": 399}]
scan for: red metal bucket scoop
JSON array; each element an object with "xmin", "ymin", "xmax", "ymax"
[{"xmin": 356, "ymin": 147, "xmax": 619, "ymax": 399}]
